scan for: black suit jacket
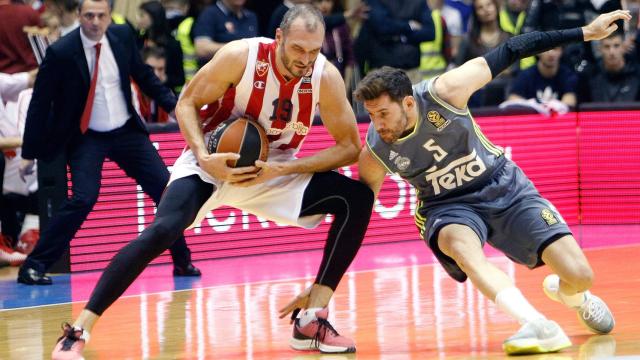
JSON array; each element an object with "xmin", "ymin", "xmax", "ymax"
[{"xmin": 22, "ymin": 25, "xmax": 177, "ymax": 160}]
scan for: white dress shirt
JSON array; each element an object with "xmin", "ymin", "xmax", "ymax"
[
  {"xmin": 0, "ymin": 72, "xmax": 30, "ymax": 137},
  {"xmin": 80, "ymin": 29, "xmax": 130, "ymax": 132}
]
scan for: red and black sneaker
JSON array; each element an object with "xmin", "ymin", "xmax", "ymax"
[{"xmin": 51, "ymin": 323, "xmax": 89, "ymax": 360}]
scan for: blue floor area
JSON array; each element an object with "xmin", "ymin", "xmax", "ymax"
[{"xmin": 0, "ymin": 274, "xmax": 72, "ymax": 309}]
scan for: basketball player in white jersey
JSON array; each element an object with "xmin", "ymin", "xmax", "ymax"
[{"xmin": 52, "ymin": 5, "xmax": 374, "ymax": 358}]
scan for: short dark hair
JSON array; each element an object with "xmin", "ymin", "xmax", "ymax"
[
  {"xmin": 78, "ymin": 0, "xmax": 112, "ymax": 11},
  {"xmin": 279, "ymin": 4, "xmax": 325, "ymax": 35},
  {"xmin": 353, "ymin": 67, "xmax": 413, "ymax": 103},
  {"xmin": 142, "ymin": 46, "xmax": 166, "ymax": 61}
]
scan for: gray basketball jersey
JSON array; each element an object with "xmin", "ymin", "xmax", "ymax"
[{"xmin": 366, "ymin": 78, "xmax": 507, "ymax": 202}]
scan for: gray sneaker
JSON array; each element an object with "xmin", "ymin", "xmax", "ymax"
[
  {"xmin": 578, "ymin": 294, "xmax": 615, "ymax": 334},
  {"xmin": 503, "ymin": 319, "xmax": 572, "ymax": 355}
]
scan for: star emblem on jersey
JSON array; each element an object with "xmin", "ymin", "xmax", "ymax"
[
  {"xmin": 255, "ymin": 60, "xmax": 269, "ymax": 77},
  {"xmin": 427, "ymin": 111, "xmax": 451, "ymax": 131},
  {"xmin": 541, "ymin": 208, "xmax": 559, "ymax": 226}
]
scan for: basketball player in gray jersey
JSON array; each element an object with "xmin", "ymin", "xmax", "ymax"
[{"xmin": 353, "ymin": 10, "xmax": 629, "ymax": 355}]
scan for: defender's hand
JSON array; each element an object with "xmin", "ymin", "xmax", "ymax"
[
  {"xmin": 279, "ymin": 286, "xmax": 312, "ymax": 323},
  {"xmin": 582, "ymin": 10, "xmax": 631, "ymax": 41},
  {"xmin": 197, "ymin": 152, "xmax": 258, "ymax": 182}
]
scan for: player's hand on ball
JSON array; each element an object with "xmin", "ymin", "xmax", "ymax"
[
  {"xmin": 198, "ymin": 152, "xmax": 258, "ymax": 182},
  {"xmin": 231, "ymin": 160, "xmax": 285, "ymax": 187},
  {"xmin": 279, "ymin": 285, "xmax": 312, "ymax": 323}
]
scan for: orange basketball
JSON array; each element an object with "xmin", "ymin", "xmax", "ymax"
[{"xmin": 207, "ymin": 118, "xmax": 269, "ymax": 167}]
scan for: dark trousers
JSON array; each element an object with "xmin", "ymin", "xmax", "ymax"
[
  {"xmin": 24, "ymin": 123, "xmax": 192, "ymax": 272},
  {"xmin": 86, "ymin": 171, "xmax": 374, "ymax": 315}
]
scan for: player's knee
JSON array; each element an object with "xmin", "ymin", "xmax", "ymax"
[
  {"xmin": 148, "ymin": 219, "xmax": 183, "ymax": 247},
  {"xmin": 438, "ymin": 229, "xmax": 484, "ymax": 273},
  {"xmin": 352, "ymin": 183, "xmax": 374, "ymax": 210}
]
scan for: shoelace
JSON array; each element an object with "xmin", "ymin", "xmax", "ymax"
[
  {"xmin": 312, "ymin": 318, "xmax": 340, "ymax": 347},
  {"xmin": 582, "ymin": 298, "xmax": 606, "ymax": 323},
  {"xmin": 57, "ymin": 322, "xmax": 84, "ymax": 351}
]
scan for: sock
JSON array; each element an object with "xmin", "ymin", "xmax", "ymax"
[
  {"xmin": 559, "ymin": 290, "xmax": 588, "ymax": 308},
  {"xmin": 298, "ymin": 307, "xmax": 323, "ymax": 327},
  {"xmin": 495, "ymin": 287, "xmax": 546, "ymax": 325},
  {"xmin": 19, "ymin": 214, "xmax": 39, "ymax": 236}
]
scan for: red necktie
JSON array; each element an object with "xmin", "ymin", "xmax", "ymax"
[{"xmin": 80, "ymin": 43, "xmax": 102, "ymax": 133}]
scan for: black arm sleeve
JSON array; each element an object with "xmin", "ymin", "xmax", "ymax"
[{"xmin": 482, "ymin": 28, "xmax": 583, "ymax": 78}]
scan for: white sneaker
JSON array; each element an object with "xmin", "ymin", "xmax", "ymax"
[
  {"xmin": 503, "ymin": 319, "xmax": 572, "ymax": 355},
  {"xmin": 543, "ymin": 274, "xmax": 615, "ymax": 334},
  {"xmin": 577, "ymin": 295, "xmax": 615, "ymax": 334}
]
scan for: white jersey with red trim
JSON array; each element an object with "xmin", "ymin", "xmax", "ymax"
[
  {"xmin": 169, "ymin": 37, "xmax": 328, "ymax": 229},
  {"xmin": 199, "ymin": 37, "xmax": 326, "ymax": 160}
]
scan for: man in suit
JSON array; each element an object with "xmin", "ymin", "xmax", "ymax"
[{"xmin": 17, "ymin": 0, "xmax": 200, "ymax": 285}]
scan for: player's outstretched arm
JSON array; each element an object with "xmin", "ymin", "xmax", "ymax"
[
  {"xmin": 434, "ymin": 10, "xmax": 631, "ymax": 109},
  {"xmin": 176, "ymin": 40, "xmax": 258, "ymax": 182},
  {"xmin": 358, "ymin": 145, "xmax": 387, "ymax": 198}
]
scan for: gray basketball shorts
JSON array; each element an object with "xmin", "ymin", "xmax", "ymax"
[{"xmin": 415, "ymin": 161, "xmax": 572, "ymax": 282}]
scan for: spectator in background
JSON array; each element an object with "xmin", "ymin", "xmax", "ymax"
[
  {"xmin": 508, "ymin": 47, "xmax": 578, "ymax": 109},
  {"xmin": 419, "ymin": 0, "xmax": 452, "ymax": 80},
  {"xmin": 313, "ymin": 0, "xmax": 356, "ymax": 89},
  {"xmin": 45, "ymin": 0, "xmax": 79, "ymax": 37},
  {"xmin": 438, "ymin": 0, "xmax": 464, "ymax": 59},
  {"xmin": 133, "ymin": 47, "xmax": 174, "ymax": 123},
  {"xmin": 192, "ymin": 0, "xmax": 258, "ymax": 66},
  {"xmin": 578, "ymin": 32, "xmax": 640, "ymax": 102},
  {"xmin": 17, "ymin": 0, "xmax": 200, "ymax": 286},
  {"xmin": 0, "ymin": 70, "xmax": 37, "ymax": 266},
  {"xmin": 455, "ymin": 0, "xmax": 511, "ymax": 106},
  {"xmin": 137, "ymin": 0, "xmax": 186, "ymax": 93},
  {"xmin": 499, "ymin": 0, "xmax": 535, "ymax": 70},
  {"xmin": 0, "ymin": 0, "xmax": 42, "ymax": 74},
  {"xmin": 456, "ymin": 0, "xmax": 510, "ymax": 64},
  {"xmin": 163, "ymin": 0, "xmax": 199, "ymax": 83},
  {"xmin": 522, "ymin": 0, "xmax": 599, "ymax": 70},
  {"xmin": 354, "ymin": 0, "xmax": 435, "ymax": 84},
  {"xmin": 267, "ymin": 0, "xmax": 310, "ymax": 38},
  {"xmin": 499, "ymin": 0, "xmax": 528, "ymax": 35}
]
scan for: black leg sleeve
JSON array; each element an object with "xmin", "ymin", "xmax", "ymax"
[
  {"xmin": 86, "ymin": 175, "xmax": 213, "ymax": 315},
  {"xmin": 300, "ymin": 171, "xmax": 374, "ymax": 290}
]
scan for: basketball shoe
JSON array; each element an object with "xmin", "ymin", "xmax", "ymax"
[
  {"xmin": 503, "ymin": 319, "xmax": 572, "ymax": 355},
  {"xmin": 290, "ymin": 308, "xmax": 356, "ymax": 353},
  {"xmin": 15, "ymin": 229, "xmax": 39, "ymax": 255},
  {"xmin": 51, "ymin": 323, "xmax": 88, "ymax": 360},
  {"xmin": 543, "ymin": 274, "xmax": 615, "ymax": 334},
  {"xmin": 0, "ymin": 235, "xmax": 26, "ymax": 266}
]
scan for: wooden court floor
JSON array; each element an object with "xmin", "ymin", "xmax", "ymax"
[{"xmin": 1, "ymin": 244, "xmax": 639, "ymax": 359}]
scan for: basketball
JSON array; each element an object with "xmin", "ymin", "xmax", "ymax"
[{"xmin": 207, "ymin": 117, "xmax": 269, "ymax": 167}]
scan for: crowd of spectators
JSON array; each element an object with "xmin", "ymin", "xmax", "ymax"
[{"xmin": 2, "ymin": 0, "xmax": 640, "ymax": 266}]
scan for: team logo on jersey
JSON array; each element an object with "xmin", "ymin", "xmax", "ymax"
[
  {"xmin": 424, "ymin": 149, "xmax": 486, "ymax": 195},
  {"xmin": 540, "ymin": 209, "xmax": 559, "ymax": 226},
  {"xmin": 394, "ymin": 156, "xmax": 411, "ymax": 171},
  {"xmin": 427, "ymin": 111, "xmax": 451, "ymax": 132},
  {"xmin": 256, "ymin": 60, "xmax": 270, "ymax": 77},
  {"xmin": 254, "ymin": 80, "xmax": 266, "ymax": 89}
]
